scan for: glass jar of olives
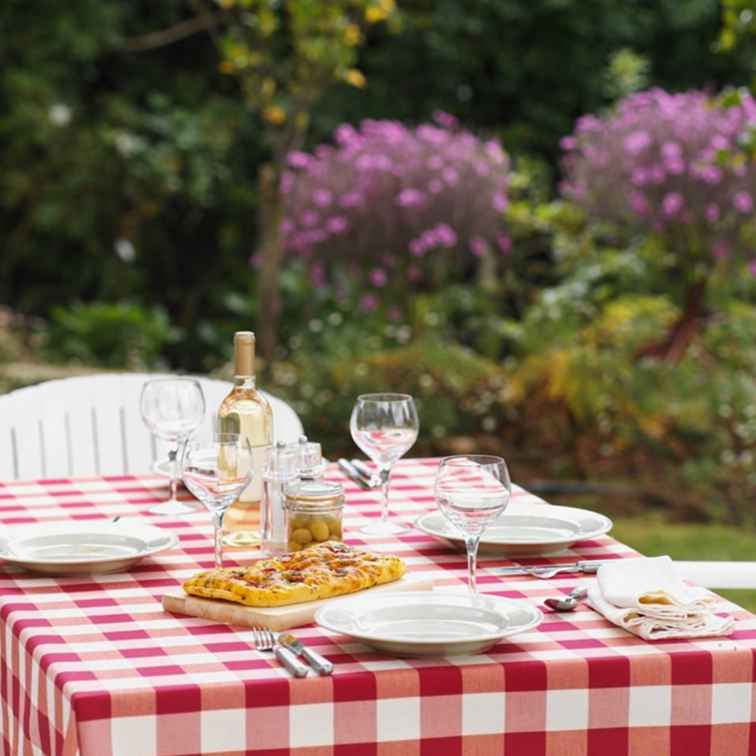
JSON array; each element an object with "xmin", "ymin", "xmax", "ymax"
[{"xmin": 284, "ymin": 480, "xmax": 344, "ymax": 551}]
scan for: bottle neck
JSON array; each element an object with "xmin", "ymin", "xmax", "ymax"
[{"xmin": 234, "ymin": 375, "xmax": 256, "ymax": 389}]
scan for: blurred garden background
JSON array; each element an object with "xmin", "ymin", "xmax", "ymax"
[{"xmin": 3, "ymin": 1, "xmax": 756, "ymax": 599}]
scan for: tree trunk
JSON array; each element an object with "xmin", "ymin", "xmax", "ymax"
[
  {"xmin": 256, "ymin": 163, "xmax": 283, "ymax": 367},
  {"xmin": 636, "ymin": 278, "xmax": 708, "ymax": 364}
]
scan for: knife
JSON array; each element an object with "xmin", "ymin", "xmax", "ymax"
[
  {"xmin": 350, "ymin": 459, "xmax": 375, "ymax": 483},
  {"xmin": 337, "ymin": 458, "xmax": 372, "ymax": 489},
  {"xmin": 491, "ymin": 560, "xmax": 607, "ymax": 575},
  {"xmin": 279, "ymin": 633, "xmax": 334, "ymax": 675}
]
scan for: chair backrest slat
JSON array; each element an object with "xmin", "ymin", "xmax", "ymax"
[{"xmin": 0, "ymin": 373, "xmax": 303, "ymax": 481}]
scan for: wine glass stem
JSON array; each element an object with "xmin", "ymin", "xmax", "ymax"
[
  {"xmin": 465, "ymin": 534, "xmax": 481, "ymax": 594},
  {"xmin": 379, "ymin": 466, "xmax": 392, "ymax": 525},
  {"xmin": 168, "ymin": 446, "xmax": 179, "ymax": 502},
  {"xmin": 213, "ymin": 510, "xmax": 225, "ymax": 569}
]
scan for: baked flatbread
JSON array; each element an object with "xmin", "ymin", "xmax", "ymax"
[{"xmin": 183, "ymin": 541, "xmax": 406, "ymax": 607}]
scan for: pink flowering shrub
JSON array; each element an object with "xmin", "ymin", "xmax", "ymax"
[
  {"xmin": 281, "ymin": 114, "xmax": 511, "ymax": 308},
  {"xmin": 561, "ymin": 89, "xmax": 756, "ymax": 267}
]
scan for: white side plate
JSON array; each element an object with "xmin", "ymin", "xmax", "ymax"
[
  {"xmin": 415, "ymin": 505, "xmax": 613, "ymax": 557},
  {"xmin": 0, "ymin": 519, "xmax": 179, "ymax": 576},
  {"xmin": 315, "ymin": 590, "xmax": 542, "ymax": 656}
]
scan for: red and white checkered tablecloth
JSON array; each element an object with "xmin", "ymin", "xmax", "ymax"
[{"xmin": 1, "ymin": 458, "xmax": 755, "ymax": 756}]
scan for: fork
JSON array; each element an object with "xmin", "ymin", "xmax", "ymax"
[
  {"xmin": 521, "ymin": 563, "xmax": 602, "ymax": 579},
  {"xmin": 251, "ymin": 626, "xmax": 309, "ymax": 678}
]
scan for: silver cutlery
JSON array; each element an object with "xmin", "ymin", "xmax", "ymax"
[
  {"xmin": 543, "ymin": 585, "xmax": 589, "ymax": 611},
  {"xmin": 279, "ymin": 633, "xmax": 334, "ymax": 675},
  {"xmin": 251, "ymin": 626, "xmax": 309, "ymax": 677},
  {"xmin": 350, "ymin": 459, "xmax": 375, "ymax": 483},
  {"xmin": 491, "ymin": 560, "xmax": 607, "ymax": 579},
  {"xmin": 337, "ymin": 459, "xmax": 373, "ymax": 489}
]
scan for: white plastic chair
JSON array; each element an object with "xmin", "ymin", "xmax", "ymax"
[{"xmin": 0, "ymin": 373, "xmax": 303, "ymax": 480}]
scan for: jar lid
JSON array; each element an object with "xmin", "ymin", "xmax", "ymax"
[{"xmin": 284, "ymin": 480, "xmax": 344, "ymax": 510}]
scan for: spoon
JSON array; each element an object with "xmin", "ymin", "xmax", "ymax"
[{"xmin": 543, "ymin": 585, "xmax": 588, "ymax": 612}]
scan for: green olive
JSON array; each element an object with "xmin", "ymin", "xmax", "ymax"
[
  {"xmin": 289, "ymin": 514, "xmax": 310, "ymax": 530},
  {"xmin": 309, "ymin": 519, "xmax": 330, "ymax": 542},
  {"xmin": 287, "ymin": 541, "xmax": 302, "ymax": 552},
  {"xmin": 291, "ymin": 527, "xmax": 313, "ymax": 545}
]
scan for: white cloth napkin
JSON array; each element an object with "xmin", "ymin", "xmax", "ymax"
[{"xmin": 587, "ymin": 555, "xmax": 734, "ymax": 640}]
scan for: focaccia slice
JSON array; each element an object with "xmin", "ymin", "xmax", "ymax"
[{"xmin": 183, "ymin": 541, "xmax": 406, "ymax": 607}]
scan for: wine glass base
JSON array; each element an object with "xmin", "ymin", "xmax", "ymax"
[
  {"xmin": 360, "ymin": 519, "xmax": 412, "ymax": 536},
  {"xmin": 148, "ymin": 498, "xmax": 203, "ymax": 516},
  {"xmin": 222, "ymin": 531, "xmax": 261, "ymax": 547}
]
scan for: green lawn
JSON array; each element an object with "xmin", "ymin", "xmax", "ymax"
[{"xmin": 612, "ymin": 516, "xmax": 756, "ymax": 612}]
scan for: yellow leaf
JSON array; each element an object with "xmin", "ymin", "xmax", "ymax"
[
  {"xmin": 345, "ymin": 68, "xmax": 366, "ymax": 88},
  {"xmin": 344, "ymin": 23, "xmax": 362, "ymax": 46},
  {"xmin": 263, "ymin": 105, "xmax": 286, "ymax": 125},
  {"xmin": 366, "ymin": 5, "xmax": 389, "ymax": 23}
]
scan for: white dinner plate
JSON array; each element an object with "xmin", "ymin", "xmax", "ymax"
[
  {"xmin": 316, "ymin": 590, "xmax": 542, "ymax": 656},
  {"xmin": 415, "ymin": 504, "xmax": 613, "ymax": 557},
  {"xmin": 0, "ymin": 519, "xmax": 179, "ymax": 576}
]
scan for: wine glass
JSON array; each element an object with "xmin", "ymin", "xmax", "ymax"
[
  {"xmin": 350, "ymin": 393, "xmax": 419, "ymax": 535},
  {"xmin": 435, "ymin": 455, "xmax": 511, "ymax": 593},
  {"xmin": 140, "ymin": 377, "xmax": 206, "ymax": 515},
  {"xmin": 181, "ymin": 433, "xmax": 253, "ymax": 569}
]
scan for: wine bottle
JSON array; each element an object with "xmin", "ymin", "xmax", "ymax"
[{"xmin": 218, "ymin": 331, "xmax": 273, "ymax": 546}]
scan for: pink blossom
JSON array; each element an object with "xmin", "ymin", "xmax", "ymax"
[
  {"xmin": 496, "ymin": 233, "xmax": 512, "ymax": 254},
  {"xmin": 339, "ymin": 192, "xmax": 364, "ymax": 208},
  {"xmin": 369, "ymin": 268, "xmax": 388, "ymax": 287},
  {"xmin": 433, "ymin": 111, "xmax": 459, "ymax": 129},
  {"xmin": 301, "ymin": 211, "xmax": 319, "ymax": 227},
  {"xmin": 326, "ymin": 216, "xmax": 348, "ymax": 234},
  {"xmin": 287, "ymin": 151, "xmax": 310, "ymax": 168},
  {"xmin": 624, "ymin": 131, "xmax": 652, "ymax": 156},
  {"xmin": 661, "ymin": 142, "xmax": 682, "ymax": 161},
  {"xmin": 705, "ymin": 204, "xmax": 720, "ymax": 223},
  {"xmin": 397, "ymin": 188, "xmax": 425, "ymax": 207},
  {"xmin": 493, "ymin": 193, "xmax": 508, "ymax": 213},
  {"xmin": 560, "ymin": 136, "xmax": 577, "ymax": 151},
  {"xmin": 359, "ymin": 293, "xmax": 379, "ymax": 312},
  {"xmin": 734, "ymin": 191, "xmax": 753, "ymax": 214},
  {"xmin": 442, "ymin": 167, "xmax": 459, "ymax": 186},
  {"xmin": 428, "ymin": 178, "xmax": 444, "ymax": 194},
  {"xmin": 469, "ymin": 237, "xmax": 487, "ymax": 257},
  {"xmin": 662, "ymin": 192, "xmax": 684, "ymax": 217},
  {"xmin": 665, "ymin": 159, "xmax": 685, "ymax": 176},
  {"xmin": 434, "ymin": 224, "xmax": 458, "ymax": 248},
  {"xmin": 631, "ymin": 168, "xmax": 649, "ymax": 186},
  {"xmin": 280, "ymin": 219, "xmax": 294, "ymax": 236},
  {"xmin": 629, "ymin": 191, "xmax": 649, "ymax": 216},
  {"xmin": 280, "ymin": 173, "xmax": 295, "ymax": 194},
  {"xmin": 409, "ymin": 238, "xmax": 426, "ymax": 257},
  {"xmin": 313, "ymin": 189, "xmax": 332, "ymax": 207},
  {"xmin": 749, "ymin": 260, "xmax": 756, "ymax": 276},
  {"xmin": 427, "ymin": 155, "xmax": 444, "ymax": 170}
]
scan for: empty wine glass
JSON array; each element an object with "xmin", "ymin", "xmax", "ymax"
[
  {"xmin": 181, "ymin": 433, "xmax": 253, "ymax": 568},
  {"xmin": 140, "ymin": 377, "xmax": 206, "ymax": 515},
  {"xmin": 435, "ymin": 455, "xmax": 511, "ymax": 593},
  {"xmin": 350, "ymin": 393, "xmax": 419, "ymax": 535}
]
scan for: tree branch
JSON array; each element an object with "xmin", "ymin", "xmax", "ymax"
[{"xmin": 122, "ymin": 11, "xmax": 229, "ymax": 52}]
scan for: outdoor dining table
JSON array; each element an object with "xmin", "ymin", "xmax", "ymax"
[{"xmin": 1, "ymin": 458, "xmax": 755, "ymax": 756}]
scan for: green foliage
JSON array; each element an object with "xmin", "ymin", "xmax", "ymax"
[
  {"xmin": 270, "ymin": 334, "xmax": 507, "ymax": 456},
  {"xmin": 45, "ymin": 302, "xmax": 178, "ymax": 369}
]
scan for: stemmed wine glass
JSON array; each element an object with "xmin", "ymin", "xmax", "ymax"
[
  {"xmin": 350, "ymin": 393, "xmax": 419, "ymax": 535},
  {"xmin": 435, "ymin": 455, "xmax": 511, "ymax": 593},
  {"xmin": 140, "ymin": 377, "xmax": 206, "ymax": 515},
  {"xmin": 181, "ymin": 433, "xmax": 253, "ymax": 569}
]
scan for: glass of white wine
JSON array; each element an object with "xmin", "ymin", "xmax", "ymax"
[
  {"xmin": 350, "ymin": 393, "xmax": 419, "ymax": 536},
  {"xmin": 140, "ymin": 377, "xmax": 206, "ymax": 515},
  {"xmin": 181, "ymin": 433, "xmax": 253, "ymax": 568},
  {"xmin": 435, "ymin": 455, "xmax": 511, "ymax": 593}
]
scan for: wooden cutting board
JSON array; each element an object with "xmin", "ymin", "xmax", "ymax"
[{"xmin": 162, "ymin": 575, "xmax": 435, "ymax": 631}]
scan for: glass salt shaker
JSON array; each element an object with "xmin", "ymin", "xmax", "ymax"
[{"xmin": 261, "ymin": 442, "xmax": 300, "ymax": 555}]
